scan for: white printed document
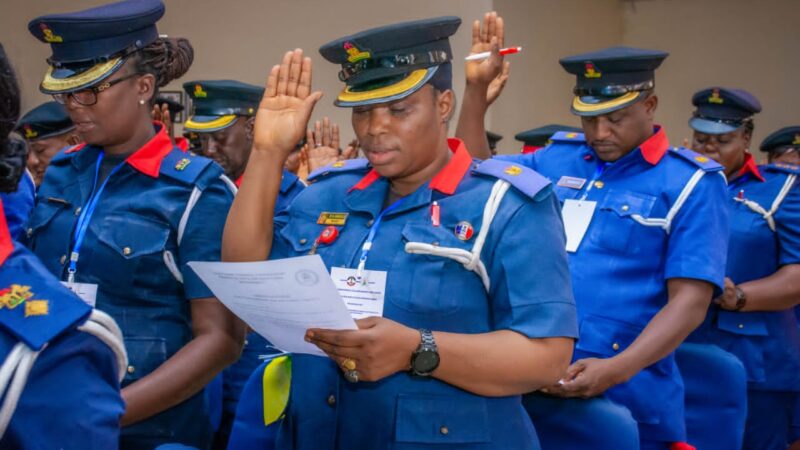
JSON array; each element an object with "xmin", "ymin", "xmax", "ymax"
[{"xmin": 189, "ymin": 255, "xmax": 357, "ymax": 356}]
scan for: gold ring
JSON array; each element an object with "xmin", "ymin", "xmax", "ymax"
[{"xmin": 342, "ymin": 358, "xmax": 357, "ymax": 371}]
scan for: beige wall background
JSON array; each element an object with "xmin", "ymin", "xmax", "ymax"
[{"xmin": 2, "ymin": 0, "xmax": 798, "ymax": 159}]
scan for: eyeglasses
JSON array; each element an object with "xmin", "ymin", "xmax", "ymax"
[{"xmin": 52, "ymin": 72, "xmax": 142, "ymax": 106}]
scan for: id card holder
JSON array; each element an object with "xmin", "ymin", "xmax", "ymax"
[{"xmin": 562, "ymin": 199, "xmax": 597, "ymax": 252}]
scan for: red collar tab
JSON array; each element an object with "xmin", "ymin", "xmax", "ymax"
[
  {"xmin": 175, "ymin": 136, "xmax": 189, "ymax": 152},
  {"xmin": 125, "ymin": 122, "xmax": 174, "ymax": 178},
  {"xmin": 429, "ymin": 139, "xmax": 473, "ymax": 195},
  {"xmin": 349, "ymin": 139, "xmax": 472, "ymax": 195},
  {"xmin": 738, "ymin": 153, "xmax": 765, "ymax": 182},
  {"xmin": 0, "ymin": 199, "xmax": 13, "ymax": 267},
  {"xmin": 64, "ymin": 143, "xmax": 88, "ymax": 154},
  {"xmin": 639, "ymin": 125, "xmax": 669, "ymax": 165},
  {"xmin": 521, "ymin": 145, "xmax": 543, "ymax": 154},
  {"xmin": 235, "ymin": 175, "xmax": 243, "ymax": 187}
]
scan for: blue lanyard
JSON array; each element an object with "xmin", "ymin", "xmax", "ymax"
[
  {"xmin": 67, "ymin": 153, "xmax": 125, "ymax": 284},
  {"xmin": 355, "ymin": 198, "xmax": 404, "ymax": 280},
  {"xmin": 580, "ymin": 161, "xmax": 609, "ymax": 201}
]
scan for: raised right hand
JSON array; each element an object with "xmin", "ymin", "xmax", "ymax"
[{"xmin": 252, "ymin": 49, "xmax": 323, "ymax": 161}]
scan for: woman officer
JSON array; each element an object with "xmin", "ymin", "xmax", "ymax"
[
  {"xmin": 686, "ymin": 87, "xmax": 800, "ymax": 450},
  {"xmin": 224, "ymin": 17, "xmax": 577, "ymax": 449},
  {"xmin": 24, "ymin": 1, "xmax": 243, "ymax": 448}
]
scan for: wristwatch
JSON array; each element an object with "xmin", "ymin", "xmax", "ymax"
[
  {"xmin": 410, "ymin": 329, "xmax": 440, "ymax": 376},
  {"xmin": 733, "ymin": 286, "xmax": 747, "ymax": 311}
]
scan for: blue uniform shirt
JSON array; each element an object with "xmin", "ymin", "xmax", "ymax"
[
  {"xmin": 0, "ymin": 206, "xmax": 123, "ymax": 448},
  {"xmin": 234, "ymin": 139, "xmax": 578, "ymax": 449},
  {"xmin": 502, "ymin": 127, "xmax": 730, "ymax": 442},
  {"xmin": 688, "ymin": 157, "xmax": 800, "ymax": 391},
  {"xmin": 0, "ymin": 170, "xmax": 35, "ymax": 241},
  {"xmin": 24, "ymin": 124, "xmax": 234, "ymax": 448}
]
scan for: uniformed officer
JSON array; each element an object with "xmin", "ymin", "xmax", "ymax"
[
  {"xmin": 0, "ymin": 138, "xmax": 34, "ymax": 242},
  {"xmin": 15, "ymin": 101, "xmax": 79, "ymax": 187},
  {"xmin": 183, "ymin": 79, "xmax": 305, "ymax": 199},
  {"xmin": 685, "ymin": 87, "xmax": 800, "ymax": 450},
  {"xmin": 182, "ymin": 79, "xmax": 305, "ymax": 449},
  {"xmin": 152, "ymin": 95, "xmax": 189, "ymax": 151},
  {"xmin": 223, "ymin": 17, "xmax": 578, "ymax": 449},
  {"xmin": 761, "ymin": 126, "xmax": 800, "ymax": 165},
  {"xmin": 515, "ymin": 124, "xmax": 583, "ymax": 154},
  {"xmin": 24, "ymin": 1, "xmax": 243, "ymax": 448},
  {"xmin": 464, "ymin": 46, "xmax": 729, "ymax": 449},
  {"xmin": 0, "ymin": 41, "xmax": 126, "ymax": 450}
]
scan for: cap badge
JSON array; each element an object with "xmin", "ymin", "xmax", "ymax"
[
  {"xmin": 566, "ymin": 132, "xmax": 578, "ymax": 138},
  {"xmin": 708, "ymin": 89, "xmax": 724, "ymax": 104},
  {"xmin": 695, "ymin": 155, "xmax": 710, "ymax": 163},
  {"xmin": 343, "ymin": 41, "xmax": 371, "ymax": 64},
  {"xmin": 331, "ymin": 161, "xmax": 346, "ymax": 168},
  {"xmin": 0, "ymin": 284, "xmax": 33, "ymax": 309},
  {"xmin": 23, "ymin": 124, "xmax": 38, "ymax": 139},
  {"xmin": 39, "ymin": 23, "xmax": 63, "ymax": 43},
  {"xmin": 504, "ymin": 165, "xmax": 523, "ymax": 176},
  {"xmin": 454, "ymin": 221, "xmax": 475, "ymax": 241},
  {"xmin": 194, "ymin": 84, "xmax": 208, "ymax": 98},
  {"xmin": 584, "ymin": 62, "xmax": 602, "ymax": 79},
  {"xmin": 793, "ymin": 134, "xmax": 800, "ymax": 145}
]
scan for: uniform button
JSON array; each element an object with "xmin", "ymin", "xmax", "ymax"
[
  {"xmin": 59, "ymin": 255, "xmax": 67, "ymax": 265},
  {"xmin": 621, "ymin": 205, "xmax": 629, "ymax": 212},
  {"xmin": 612, "ymin": 343, "xmax": 620, "ymax": 351},
  {"xmin": 440, "ymin": 426, "xmax": 449, "ymax": 435},
  {"xmin": 122, "ymin": 247, "xmax": 132, "ymax": 256},
  {"xmin": 127, "ymin": 365, "xmax": 135, "ymax": 374},
  {"xmin": 244, "ymin": 339, "xmax": 249, "ymax": 346},
  {"xmin": 594, "ymin": 181, "xmax": 605, "ymax": 189},
  {"xmin": 327, "ymin": 395, "xmax": 336, "ymax": 406},
  {"xmin": 366, "ymin": 219, "xmax": 374, "ymax": 227},
  {"xmin": 299, "ymin": 238, "xmax": 308, "ymax": 245},
  {"xmin": 74, "ymin": 207, "xmax": 82, "ymax": 216},
  {"xmin": 738, "ymin": 324, "xmax": 744, "ymax": 329}
]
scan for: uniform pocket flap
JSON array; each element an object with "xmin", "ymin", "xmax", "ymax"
[
  {"xmin": 576, "ymin": 315, "xmax": 643, "ymax": 357},
  {"xmin": 599, "ymin": 189, "xmax": 656, "ymax": 218},
  {"xmin": 395, "ymin": 394, "xmax": 490, "ymax": 444},
  {"xmin": 95, "ymin": 214, "xmax": 170, "ymax": 258},
  {"xmin": 717, "ymin": 311, "xmax": 769, "ymax": 336}
]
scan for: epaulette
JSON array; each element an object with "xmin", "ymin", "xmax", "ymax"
[
  {"xmin": 159, "ymin": 149, "xmax": 215, "ymax": 186},
  {"xmin": 473, "ymin": 158, "xmax": 552, "ymax": 200},
  {"xmin": 668, "ymin": 147, "xmax": 724, "ymax": 172},
  {"xmin": 549, "ymin": 131, "xmax": 586, "ymax": 144},
  {"xmin": 307, "ymin": 158, "xmax": 370, "ymax": 183},
  {"xmin": 280, "ymin": 169, "xmax": 304, "ymax": 194},
  {"xmin": 0, "ymin": 248, "xmax": 91, "ymax": 350},
  {"xmin": 763, "ymin": 162, "xmax": 800, "ymax": 176}
]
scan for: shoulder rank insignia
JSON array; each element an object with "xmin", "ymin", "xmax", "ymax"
[
  {"xmin": 175, "ymin": 158, "xmax": 191, "ymax": 171},
  {"xmin": 307, "ymin": 158, "xmax": 370, "ymax": 182},
  {"xmin": 0, "ymin": 284, "xmax": 33, "ymax": 309},
  {"xmin": 550, "ymin": 131, "xmax": 586, "ymax": 143},
  {"xmin": 25, "ymin": 300, "xmax": 49, "ymax": 317},
  {"xmin": 473, "ymin": 159, "xmax": 552, "ymax": 200},
  {"xmin": 670, "ymin": 147, "xmax": 723, "ymax": 172}
]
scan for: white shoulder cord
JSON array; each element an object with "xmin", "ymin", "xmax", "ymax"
[
  {"xmin": 165, "ymin": 174, "xmax": 238, "ymax": 284},
  {"xmin": 733, "ymin": 173, "xmax": 796, "ymax": 232},
  {"xmin": 405, "ymin": 180, "xmax": 511, "ymax": 292},
  {"xmin": 0, "ymin": 343, "xmax": 40, "ymax": 437},
  {"xmin": 0, "ymin": 310, "xmax": 127, "ymax": 437},
  {"xmin": 629, "ymin": 168, "xmax": 707, "ymax": 234},
  {"xmin": 77, "ymin": 309, "xmax": 128, "ymax": 382}
]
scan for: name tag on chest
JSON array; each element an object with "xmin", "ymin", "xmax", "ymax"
[
  {"xmin": 330, "ymin": 267, "xmax": 387, "ymax": 319},
  {"xmin": 562, "ymin": 199, "xmax": 597, "ymax": 252},
  {"xmin": 61, "ymin": 282, "xmax": 98, "ymax": 307}
]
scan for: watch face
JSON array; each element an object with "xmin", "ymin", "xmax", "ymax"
[{"xmin": 413, "ymin": 350, "xmax": 440, "ymax": 374}]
